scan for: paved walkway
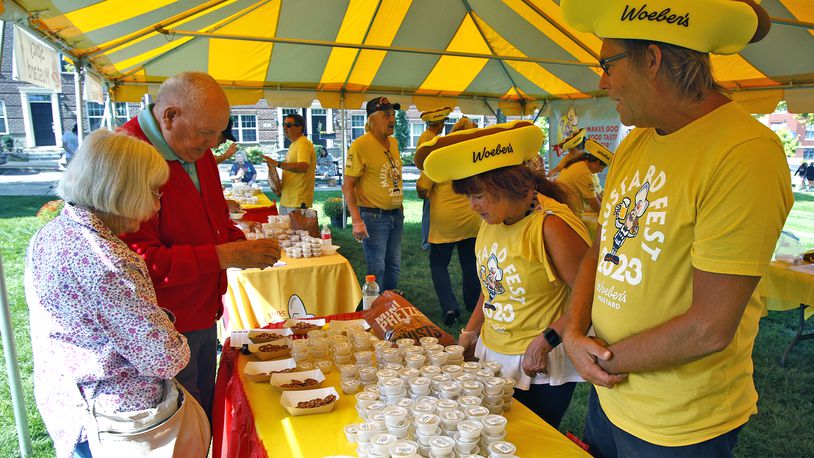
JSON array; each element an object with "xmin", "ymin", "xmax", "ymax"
[{"xmin": 0, "ymin": 161, "xmax": 421, "ymax": 196}]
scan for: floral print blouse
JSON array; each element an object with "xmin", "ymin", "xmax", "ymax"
[{"xmin": 24, "ymin": 204, "xmax": 190, "ymax": 458}]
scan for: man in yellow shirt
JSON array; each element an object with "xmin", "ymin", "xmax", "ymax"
[
  {"xmin": 264, "ymin": 113, "xmax": 316, "ymax": 214},
  {"xmin": 342, "ymin": 97, "xmax": 404, "ymax": 291},
  {"xmin": 560, "ymin": 1, "xmax": 791, "ymax": 456},
  {"xmin": 418, "ymin": 107, "xmax": 452, "ymax": 251}
]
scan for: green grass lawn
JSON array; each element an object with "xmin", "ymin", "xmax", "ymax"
[{"xmin": 1, "ymin": 192, "xmax": 813, "ymax": 457}]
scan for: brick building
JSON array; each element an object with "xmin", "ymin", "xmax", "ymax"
[{"xmin": 763, "ymin": 110, "xmax": 814, "ymax": 162}]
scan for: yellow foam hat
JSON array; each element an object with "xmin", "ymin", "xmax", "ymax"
[
  {"xmin": 558, "ymin": 128, "xmax": 586, "ymax": 151},
  {"xmin": 584, "ymin": 139, "xmax": 613, "ymax": 165},
  {"xmin": 420, "ymin": 107, "xmax": 453, "ymax": 123},
  {"xmin": 416, "ymin": 121, "xmax": 542, "ymax": 183},
  {"xmin": 561, "ymin": 0, "xmax": 771, "ymax": 55}
]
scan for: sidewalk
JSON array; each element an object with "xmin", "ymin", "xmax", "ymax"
[{"xmin": 0, "ymin": 161, "xmax": 421, "ymax": 196}]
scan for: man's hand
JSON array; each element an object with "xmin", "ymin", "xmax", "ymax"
[
  {"xmin": 352, "ymin": 222, "xmax": 368, "ymax": 242},
  {"xmin": 521, "ymin": 332, "xmax": 553, "ymax": 377},
  {"xmin": 563, "ymin": 333, "xmax": 626, "ymax": 388},
  {"xmin": 458, "ymin": 331, "xmax": 478, "ymax": 361},
  {"xmin": 216, "ymin": 239, "xmax": 281, "ymax": 269}
]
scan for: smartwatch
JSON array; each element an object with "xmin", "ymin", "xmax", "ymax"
[{"xmin": 543, "ymin": 328, "xmax": 561, "ymax": 348}]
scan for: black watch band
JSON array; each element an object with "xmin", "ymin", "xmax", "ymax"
[{"xmin": 543, "ymin": 328, "xmax": 561, "ymax": 348}]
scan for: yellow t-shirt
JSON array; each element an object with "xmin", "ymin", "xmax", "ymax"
[
  {"xmin": 477, "ymin": 195, "xmax": 589, "ymax": 354},
  {"xmin": 280, "ymin": 136, "xmax": 316, "ymax": 208},
  {"xmin": 593, "ymin": 102, "xmax": 793, "ymax": 446},
  {"xmin": 418, "ymin": 129, "xmax": 437, "ymax": 148},
  {"xmin": 556, "ymin": 160, "xmax": 600, "ymax": 219},
  {"xmin": 344, "ymin": 133, "xmax": 403, "ymax": 210},
  {"xmin": 416, "ymin": 172, "xmax": 480, "ymax": 244}
]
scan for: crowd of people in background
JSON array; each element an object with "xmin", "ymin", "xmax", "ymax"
[{"xmin": 24, "ymin": 1, "xmax": 798, "ymax": 456}]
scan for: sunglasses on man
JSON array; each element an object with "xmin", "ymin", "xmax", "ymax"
[{"xmin": 282, "ymin": 122, "xmax": 301, "ymax": 128}]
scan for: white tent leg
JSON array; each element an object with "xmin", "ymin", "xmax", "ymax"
[
  {"xmin": 340, "ymin": 95, "xmax": 347, "ymax": 230},
  {"xmin": 0, "ymin": 254, "xmax": 32, "ymax": 457}
]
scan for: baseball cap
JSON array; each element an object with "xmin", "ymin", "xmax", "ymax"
[{"xmin": 366, "ymin": 97, "xmax": 401, "ymax": 117}]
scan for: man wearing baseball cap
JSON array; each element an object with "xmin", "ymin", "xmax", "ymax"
[
  {"xmin": 342, "ymin": 97, "xmax": 404, "ymax": 292},
  {"xmin": 559, "ymin": 1, "xmax": 792, "ymax": 456}
]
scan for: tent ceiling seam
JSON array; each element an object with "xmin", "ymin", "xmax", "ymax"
[
  {"xmin": 339, "ymin": 0, "xmax": 384, "ymax": 95},
  {"xmin": 155, "ymin": 28, "xmax": 597, "ymax": 68},
  {"xmin": 115, "ymin": 0, "xmax": 275, "ymax": 82},
  {"xmin": 460, "ymin": 0, "xmax": 524, "ymax": 107},
  {"xmin": 519, "ymin": 0, "xmax": 598, "ymax": 60}
]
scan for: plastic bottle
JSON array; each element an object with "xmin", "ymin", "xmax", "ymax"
[
  {"xmin": 321, "ymin": 224, "xmax": 332, "ymax": 247},
  {"xmin": 362, "ymin": 275, "xmax": 380, "ymax": 310}
]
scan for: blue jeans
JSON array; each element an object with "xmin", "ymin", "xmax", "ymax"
[
  {"xmin": 584, "ymin": 387, "xmax": 743, "ymax": 458},
  {"xmin": 361, "ymin": 207, "xmax": 404, "ymax": 291},
  {"xmin": 73, "ymin": 440, "xmax": 92, "ymax": 458},
  {"xmin": 429, "ymin": 238, "xmax": 480, "ymax": 314}
]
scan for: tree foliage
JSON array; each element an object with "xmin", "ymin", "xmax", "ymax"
[
  {"xmin": 395, "ymin": 110, "xmax": 409, "ymax": 152},
  {"xmin": 776, "ymin": 127, "xmax": 800, "ymax": 157}
]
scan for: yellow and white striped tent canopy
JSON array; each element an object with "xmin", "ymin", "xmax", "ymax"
[{"xmin": 3, "ymin": 0, "xmax": 814, "ymax": 114}]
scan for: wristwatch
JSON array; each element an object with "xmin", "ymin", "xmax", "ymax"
[{"xmin": 543, "ymin": 328, "xmax": 561, "ymax": 348}]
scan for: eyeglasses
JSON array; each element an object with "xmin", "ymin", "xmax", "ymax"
[
  {"xmin": 598, "ymin": 51, "xmax": 628, "ymax": 75},
  {"xmin": 283, "ymin": 122, "xmax": 300, "ymax": 128}
]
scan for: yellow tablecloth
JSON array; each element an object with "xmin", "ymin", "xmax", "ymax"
[
  {"xmin": 237, "ymin": 191, "xmax": 275, "ymax": 210},
  {"xmin": 224, "ymin": 254, "xmax": 362, "ymax": 331},
  {"xmin": 758, "ymin": 261, "xmax": 814, "ymax": 320},
  {"xmin": 237, "ymin": 355, "xmax": 591, "ymax": 457}
]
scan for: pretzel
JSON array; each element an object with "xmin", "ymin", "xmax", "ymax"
[
  {"xmin": 258, "ymin": 343, "xmax": 288, "ymax": 352},
  {"xmin": 296, "ymin": 394, "xmax": 337, "ymax": 408},
  {"xmin": 292, "ymin": 322, "xmax": 320, "ymax": 330},
  {"xmin": 280, "ymin": 378, "xmax": 320, "ymax": 389},
  {"xmin": 253, "ymin": 332, "xmax": 285, "ymax": 342}
]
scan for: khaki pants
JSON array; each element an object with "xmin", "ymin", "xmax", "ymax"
[{"xmin": 86, "ymin": 380, "xmax": 210, "ymax": 457}]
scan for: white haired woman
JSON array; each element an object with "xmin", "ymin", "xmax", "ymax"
[{"xmin": 24, "ymin": 129, "xmax": 210, "ymax": 457}]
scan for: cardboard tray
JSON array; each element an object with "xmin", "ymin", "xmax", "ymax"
[
  {"xmin": 247, "ymin": 338, "xmax": 291, "ymax": 361},
  {"xmin": 270, "ymin": 369, "xmax": 326, "ymax": 391},
  {"xmin": 243, "ymin": 358, "xmax": 298, "ymax": 383},
  {"xmin": 283, "ymin": 318, "xmax": 327, "ymax": 335},
  {"xmin": 279, "ymin": 387, "xmax": 340, "ymax": 416},
  {"xmin": 248, "ymin": 328, "xmax": 292, "ymax": 344}
]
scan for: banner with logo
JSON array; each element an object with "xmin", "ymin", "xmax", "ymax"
[
  {"xmin": 12, "ymin": 26, "xmax": 62, "ymax": 92},
  {"xmin": 547, "ymin": 98, "xmax": 628, "ymax": 168},
  {"xmin": 85, "ymin": 72, "xmax": 105, "ymax": 103}
]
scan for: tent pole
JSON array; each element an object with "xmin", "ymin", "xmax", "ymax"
[
  {"xmin": 0, "ymin": 254, "xmax": 32, "ymax": 457},
  {"xmin": 73, "ymin": 63, "xmax": 86, "ymax": 145},
  {"xmin": 340, "ymin": 93, "xmax": 347, "ymax": 230}
]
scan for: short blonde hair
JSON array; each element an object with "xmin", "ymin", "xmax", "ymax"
[{"xmin": 58, "ymin": 129, "xmax": 169, "ymax": 222}]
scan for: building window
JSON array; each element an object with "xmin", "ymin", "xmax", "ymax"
[
  {"xmin": 806, "ymin": 125, "xmax": 814, "ymax": 140},
  {"xmin": 804, "ymin": 149, "xmax": 814, "ymax": 161},
  {"xmin": 86, "ymin": 102, "xmax": 105, "ymax": 130},
  {"xmin": 113, "ymin": 103, "xmax": 130, "ymax": 127},
  {"xmin": 410, "ymin": 123, "xmax": 424, "ymax": 148},
  {"xmin": 231, "ymin": 114, "xmax": 258, "ymax": 143},
  {"xmin": 0, "ymin": 101, "xmax": 8, "ymax": 134},
  {"xmin": 351, "ymin": 114, "xmax": 365, "ymax": 140},
  {"xmin": 443, "ymin": 115, "xmax": 484, "ymax": 134}
]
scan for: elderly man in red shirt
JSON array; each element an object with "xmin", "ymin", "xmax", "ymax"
[{"xmin": 119, "ymin": 71, "xmax": 280, "ymax": 423}]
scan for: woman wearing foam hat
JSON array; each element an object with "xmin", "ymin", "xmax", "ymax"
[
  {"xmin": 416, "ymin": 120, "xmax": 590, "ymax": 428},
  {"xmin": 549, "ymin": 127, "xmax": 587, "ymax": 177},
  {"xmin": 560, "ymin": 0, "xmax": 792, "ymax": 456},
  {"xmin": 555, "ymin": 139, "xmax": 613, "ymax": 240}
]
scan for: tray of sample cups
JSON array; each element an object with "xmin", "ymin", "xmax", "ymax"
[{"xmin": 339, "ymin": 339, "xmax": 525, "ymax": 458}]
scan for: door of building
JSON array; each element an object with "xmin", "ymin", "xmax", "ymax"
[{"xmin": 29, "ymin": 94, "xmax": 56, "ymax": 146}]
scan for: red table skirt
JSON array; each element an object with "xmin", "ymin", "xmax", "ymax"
[
  {"xmin": 241, "ymin": 203, "xmax": 278, "ymax": 223},
  {"xmin": 213, "ymin": 312, "xmax": 364, "ymax": 458}
]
